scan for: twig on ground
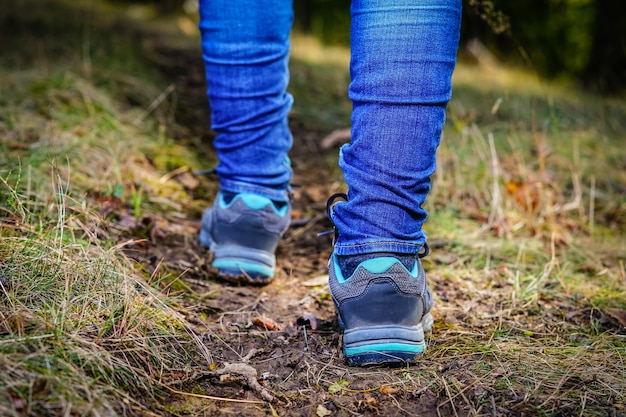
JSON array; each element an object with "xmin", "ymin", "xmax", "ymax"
[
  {"xmin": 320, "ymin": 128, "xmax": 351, "ymax": 149},
  {"xmin": 165, "ymin": 386, "xmax": 264, "ymax": 404},
  {"xmin": 165, "ymin": 361, "xmax": 273, "ymax": 403},
  {"xmin": 242, "ymin": 348, "xmax": 261, "ymax": 363},
  {"xmin": 216, "ymin": 362, "xmax": 274, "ymax": 402}
]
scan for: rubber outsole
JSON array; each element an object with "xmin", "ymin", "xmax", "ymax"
[
  {"xmin": 199, "ymin": 227, "xmax": 276, "ymax": 284},
  {"xmin": 342, "ymin": 313, "xmax": 433, "ymax": 366}
]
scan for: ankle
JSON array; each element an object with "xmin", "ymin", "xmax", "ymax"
[{"xmin": 335, "ymin": 252, "xmax": 416, "ymax": 278}]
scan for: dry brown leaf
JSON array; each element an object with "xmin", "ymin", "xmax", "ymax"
[
  {"xmin": 379, "ymin": 385, "xmax": 399, "ymax": 395},
  {"xmin": 291, "ymin": 208, "xmax": 304, "ymax": 219},
  {"xmin": 252, "ymin": 316, "xmax": 279, "ymax": 331},
  {"xmin": 364, "ymin": 394, "xmax": 378, "ymax": 406},
  {"xmin": 606, "ymin": 309, "xmax": 626, "ymax": 328}
]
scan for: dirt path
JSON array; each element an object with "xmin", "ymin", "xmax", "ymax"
[
  {"xmin": 115, "ymin": 33, "xmax": 625, "ymax": 417},
  {"xmin": 111, "ymin": 38, "xmax": 459, "ymax": 417}
]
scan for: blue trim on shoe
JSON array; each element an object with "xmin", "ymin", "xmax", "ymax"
[
  {"xmin": 344, "ymin": 324, "xmax": 426, "ymax": 343},
  {"xmin": 219, "ymin": 193, "xmax": 289, "ymax": 217},
  {"xmin": 343, "ymin": 349, "xmax": 423, "ymax": 366},
  {"xmin": 344, "ymin": 342, "xmax": 426, "ymax": 356},
  {"xmin": 333, "ymin": 255, "xmax": 418, "ymax": 284},
  {"xmin": 342, "ymin": 320, "xmax": 429, "ymax": 364},
  {"xmin": 212, "ymin": 259, "xmax": 274, "ymax": 280}
]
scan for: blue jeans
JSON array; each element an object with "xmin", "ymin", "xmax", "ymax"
[{"xmin": 199, "ymin": 0, "xmax": 461, "ymax": 256}]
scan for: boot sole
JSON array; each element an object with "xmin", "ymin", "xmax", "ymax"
[
  {"xmin": 199, "ymin": 227, "xmax": 276, "ymax": 284},
  {"xmin": 343, "ymin": 313, "xmax": 433, "ymax": 366}
]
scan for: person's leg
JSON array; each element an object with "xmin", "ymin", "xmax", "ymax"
[
  {"xmin": 329, "ymin": 0, "xmax": 462, "ymax": 365},
  {"xmin": 334, "ymin": 0, "xmax": 461, "ymax": 255},
  {"xmin": 198, "ymin": 0, "xmax": 293, "ymax": 282},
  {"xmin": 198, "ymin": 0, "xmax": 293, "ymax": 201}
]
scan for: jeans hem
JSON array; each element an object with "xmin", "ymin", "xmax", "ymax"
[{"xmin": 332, "ymin": 241, "xmax": 426, "ymax": 256}]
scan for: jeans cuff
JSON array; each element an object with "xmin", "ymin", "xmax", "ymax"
[{"xmin": 332, "ymin": 240, "xmax": 426, "ymax": 256}]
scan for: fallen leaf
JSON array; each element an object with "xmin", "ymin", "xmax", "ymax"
[
  {"xmin": 291, "ymin": 208, "xmax": 304, "ymax": 219},
  {"xmin": 606, "ymin": 309, "xmax": 626, "ymax": 328},
  {"xmin": 316, "ymin": 404, "xmax": 332, "ymax": 417},
  {"xmin": 252, "ymin": 316, "xmax": 279, "ymax": 331},
  {"xmin": 328, "ymin": 379, "xmax": 350, "ymax": 395},
  {"xmin": 379, "ymin": 385, "xmax": 398, "ymax": 395},
  {"xmin": 296, "ymin": 313, "xmax": 318, "ymax": 330},
  {"xmin": 364, "ymin": 394, "xmax": 378, "ymax": 406},
  {"xmin": 303, "ymin": 275, "xmax": 328, "ymax": 287}
]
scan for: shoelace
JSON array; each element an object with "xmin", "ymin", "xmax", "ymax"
[
  {"xmin": 318, "ymin": 192, "xmax": 430, "ymax": 259},
  {"xmin": 317, "ymin": 193, "xmax": 348, "ymax": 245}
]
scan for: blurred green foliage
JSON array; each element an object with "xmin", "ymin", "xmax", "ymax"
[
  {"xmin": 291, "ymin": 0, "xmax": 626, "ymax": 94},
  {"xmin": 76, "ymin": 0, "xmax": 626, "ymax": 94},
  {"xmin": 464, "ymin": 0, "xmax": 625, "ymax": 94}
]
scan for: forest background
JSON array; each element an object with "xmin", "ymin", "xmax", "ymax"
[{"xmin": 133, "ymin": 0, "xmax": 626, "ymax": 95}]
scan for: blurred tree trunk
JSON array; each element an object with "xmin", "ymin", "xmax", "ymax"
[
  {"xmin": 294, "ymin": 0, "xmax": 313, "ymax": 32},
  {"xmin": 583, "ymin": 0, "xmax": 626, "ymax": 94}
]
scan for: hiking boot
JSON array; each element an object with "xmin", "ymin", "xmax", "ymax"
[
  {"xmin": 324, "ymin": 193, "xmax": 433, "ymax": 366},
  {"xmin": 328, "ymin": 253, "xmax": 434, "ymax": 366},
  {"xmin": 199, "ymin": 191, "xmax": 291, "ymax": 283}
]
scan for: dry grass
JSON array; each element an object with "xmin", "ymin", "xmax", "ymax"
[
  {"xmin": 417, "ymin": 59, "xmax": 626, "ymax": 416},
  {"xmin": 0, "ymin": 3, "xmax": 215, "ymax": 414},
  {"xmin": 0, "ymin": 233, "xmax": 209, "ymax": 416}
]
